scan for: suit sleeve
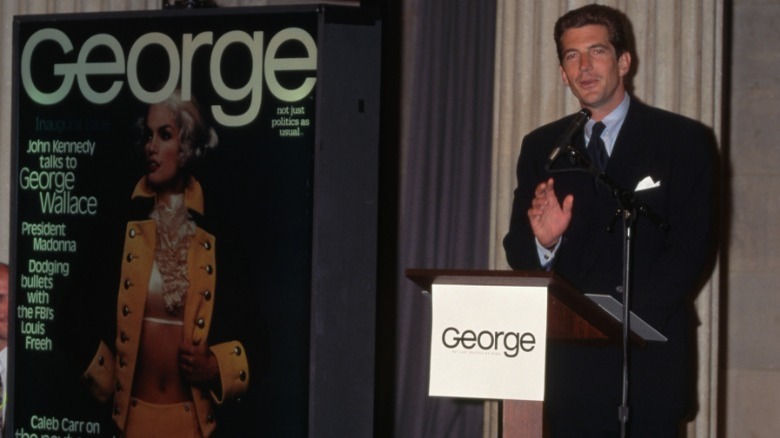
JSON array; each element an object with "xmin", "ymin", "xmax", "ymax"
[
  {"xmin": 503, "ymin": 134, "xmax": 549, "ymax": 271},
  {"xmin": 81, "ymin": 341, "xmax": 116, "ymax": 403},
  {"xmin": 209, "ymin": 341, "xmax": 250, "ymax": 404}
]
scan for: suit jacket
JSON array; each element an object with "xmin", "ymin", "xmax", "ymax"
[{"xmin": 503, "ymin": 98, "xmax": 717, "ymax": 433}]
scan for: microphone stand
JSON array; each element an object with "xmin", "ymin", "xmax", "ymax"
[{"xmin": 548, "ymin": 145, "xmax": 668, "ymax": 438}]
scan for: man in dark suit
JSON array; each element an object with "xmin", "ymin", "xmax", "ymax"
[{"xmin": 503, "ymin": 4, "xmax": 717, "ymax": 437}]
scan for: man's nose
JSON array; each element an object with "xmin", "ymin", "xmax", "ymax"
[{"xmin": 579, "ymin": 53, "xmax": 592, "ymax": 71}]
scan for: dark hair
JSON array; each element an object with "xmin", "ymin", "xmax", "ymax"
[{"xmin": 554, "ymin": 4, "xmax": 631, "ymax": 64}]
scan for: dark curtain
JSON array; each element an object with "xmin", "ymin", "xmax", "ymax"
[{"xmin": 393, "ymin": 0, "xmax": 497, "ymax": 436}]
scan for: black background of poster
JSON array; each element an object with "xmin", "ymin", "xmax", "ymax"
[{"xmin": 8, "ymin": 6, "xmax": 380, "ymax": 437}]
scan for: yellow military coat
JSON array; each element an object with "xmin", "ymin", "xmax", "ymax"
[{"xmin": 82, "ymin": 178, "xmax": 249, "ymax": 437}]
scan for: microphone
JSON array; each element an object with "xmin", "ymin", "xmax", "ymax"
[{"xmin": 546, "ymin": 108, "xmax": 592, "ymax": 170}]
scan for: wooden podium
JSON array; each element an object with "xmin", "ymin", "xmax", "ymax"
[{"xmin": 406, "ymin": 269, "xmax": 645, "ymax": 438}]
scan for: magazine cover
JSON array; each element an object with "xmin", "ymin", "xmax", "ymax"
[{"xmin": 12, "ymin": 7, "xmax": 322, "ymax": 437}]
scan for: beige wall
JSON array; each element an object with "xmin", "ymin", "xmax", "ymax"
[{"xmin": 726, "ymin": 0, "xmax": 780, "ymax": 436}]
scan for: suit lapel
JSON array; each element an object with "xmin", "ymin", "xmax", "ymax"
[
  {"xmin": 606, "ymin": 100, "xmax": 659, "ymax": 190},
  {"xmin": 558, "ymin": 100, "xmax": 656, "ymax": 287}
]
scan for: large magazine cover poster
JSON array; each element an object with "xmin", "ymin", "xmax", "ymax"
[{"xmin": 12, "ymin": 7, "xmax": 318, "ymax": 437}]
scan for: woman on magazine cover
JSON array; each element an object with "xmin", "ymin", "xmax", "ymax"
[{"xmin": 82, "ymin": 90, "xmax": 249, "ymax": 438}]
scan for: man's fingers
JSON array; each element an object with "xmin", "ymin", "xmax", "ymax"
[
  {"xmin": 544, "ymin": 178, "xmax": 558, "ymax": 200},
  {"xmin": 562, "ymin": 194, "xmax": 574, "ymax": 214}
]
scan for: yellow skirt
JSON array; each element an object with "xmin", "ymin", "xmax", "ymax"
[{"xmin": 123, "ymin": 398, "xmax": 202, "ymax": 438}]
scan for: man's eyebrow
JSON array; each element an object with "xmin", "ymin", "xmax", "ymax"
[
  {"xmin": 587, "ymin": 43, "xmax": 612, "ymax": 51},
  {"xmin": 562, "ymin": 42, "xmax": 610, "ymax": 53}
]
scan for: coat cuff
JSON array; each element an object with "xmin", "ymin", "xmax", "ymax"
[
  {"xmin": 82, "ymin": 341, "xmax": 115, "ymax": 403},
  {"xmin": 209, "ymin": 341, "xmax": 249, "ymax": 404}
]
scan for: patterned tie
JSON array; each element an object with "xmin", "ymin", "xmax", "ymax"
[{"xmin": 588, "ymin": 121, "xmax": 608, "ymax": 170}]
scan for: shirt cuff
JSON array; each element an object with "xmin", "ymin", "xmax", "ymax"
[{"xmin": 535, "ymin": 237, "xmax": 560, "ymax": 270}]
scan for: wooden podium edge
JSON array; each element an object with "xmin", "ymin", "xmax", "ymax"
[{"xmin": 405, "ymin": 268, "xmax": 643, "ymax": 346}]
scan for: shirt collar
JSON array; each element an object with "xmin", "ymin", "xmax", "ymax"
[
  {"xmin": 131, "ymin": 176, "xmax": 205, "ymax": 215},
  {"xmin": 585, "ymin": 92, "xmax": 630, "ymax": 155}
]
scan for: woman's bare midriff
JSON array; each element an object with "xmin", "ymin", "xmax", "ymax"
[{"xmin": 131, "ymin": 320, "xmax": 191, "ymax": 403}]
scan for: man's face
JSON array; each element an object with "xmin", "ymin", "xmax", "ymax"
[
  {"xmin": 0, "ymin": 266, "xmax": 8, "ymax": 342},
  {"xmin": 559, "ymin": 24, "xmax": 630, "ymax": 120}
]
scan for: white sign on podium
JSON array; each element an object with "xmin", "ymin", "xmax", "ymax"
[{"xmin": 429, "ymin": 283, "xmax": 548, "ymax": 401}]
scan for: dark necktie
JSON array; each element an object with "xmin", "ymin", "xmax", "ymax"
[{"xmin": 588, "ymin": 121, "xmax": 608, "ymax": 170}]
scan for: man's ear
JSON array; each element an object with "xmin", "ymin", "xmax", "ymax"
[
  {"xmin": 618, "ymin": 51, "xmax": 631, "ymax": 77},
  {"xmin": 560, "ymin": 65, "xmax": 570, "ymax": 87}
]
